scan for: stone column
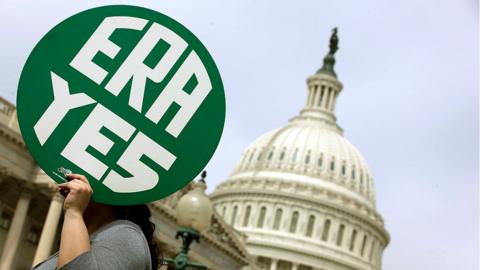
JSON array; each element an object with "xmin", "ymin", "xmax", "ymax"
[
  {"xmin": 270, "ymin": 258, "xmax": 278, "ymax": 270},
  {"xmin": 292, "ymin": 262, "xmax": 299, "ymax": 270},
  {"xmin": 331, "ymin": 92, "xmax": 338, "ymax": 111},
  {"xmin": 282, "ymin": 206, "xmax": 292, "ymax": 232},
  {"xmin": 327, "ymin": 88, "xmax": 335, "ymax": 111},
  {"xmin": 342, "ymin": 226, "xmax": 352, "ymax": 251},
  {"xmin": 299, "ymin": 211, "xmax": 309, "ymax": 236},
  {"xmin": 307, "ymin": 86, "xmax": 314, "ymax": 107},
  {"xmin": 311, "ymin": 86, "xmax": 319, "ymax": 107},
  {"xmin": 320, "ymin": 87, "xmax": 329, "ymax": 109},
  {"xmin": 253, "ymin": 201, "xmax": 261, "ymax": 228},
  {"xmin": 317, "ymin": 86, "xmax": 324, "ymax": 107},
  {"xmin": 328, "ymin": 219, "xmax": 338, "ymax": 246},
  {"xmin": 32, "ymin": 192, "xmax": 64, "ymax": 266},
  {"xmin": 240, "ymin": 204, "xmax": 248, "ymax": 228},
  {"xmin": 8, "ymin": 110, "xmax": 17, "ymax": 128},
  {"xmin": 376, "ymin": 243, "xmax": 383, "ymax": 266},
  {"xmin": 230, "ymin": 204, "xmax": 238, "ymax": 227},
  {"xmin": 363, "ymin": 237, "xmax": 372, "ymax": 260},
  {"xmin": 353, "ymin": 231, "xmax": 364, "ymax": 256},
  {"xmin": 0, "ymin": 187, "xmax": 32, "ymax": 270}
]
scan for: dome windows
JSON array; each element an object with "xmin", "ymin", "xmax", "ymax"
[
  {"xmin": 358, "ymin": 170, "xmax": 364, "ymax": 192},
  {"xmin": 330, "ymin": 157, "xmax": 336, "ymax": 172},
  {"xmin": 257, "ymin": 149, "xmax": 263, "ymax": 161},
  {"xmin": 305, "ymin": 150, "xmax": 311, "ymax": 165},
  {"xmin": 349, "ymin": 229, "xmax": 357, "ymax": 251},
  {"xmin": 336, "ymin": 224, "xmax": 345, "ymax": 246},
  {"xmin": 228, "ymin": 131, "xmax": 376, "ymax": 204},
  {"xmin": 289, "ymin": 211, "xmax": 299, "ymax": 233},
  {"xmin": 278, "ymin": 261, "xmax": 292, "ymax": 270},
  {"xmin": 212, "ymin": 197, "xmax": 384, "ymax": 266},
  {"xmin": 267, "ymin": 147, "xmax": 275, "ymax": 161},
  {"xmin": 243, "ymin": 206, "xmax": 251, "ymax": 227},
  {"xmin": 360, "ymin": 171, "xmax": 365, "ymax": 193},
  {"xmin": 257, "ymin": 206, "xmax": 267, "ymax": 228},
  {"xmin": 229, "ymin": 129, "xmax": 376, "ymax": 203},
  {"xmin": 277, "ymin": 147, "xmax": 287, "ymax": 169},
  {"xmin": 292, "ymin": 148, "xmax": 299, "ymax": 162},
  {"xmin": 230, "ymin": 206, "xmax": 238, "ymax": 226},
  {"xmin": 341, "ymin": 161, "xmax": 346, "ymax": 176},
  {"xmin": 317, "ymin": 154, "xmax": 324, "ymax": 167},
  {"xmin": 321, "ymin": 219, "xmax": 331, "ymax": 241},
  {"xmin": 222, "ymin": 206, "xmax": 226, "ymax": 218},
  {"xmin": 279, "ymin": 148, "xmax": 286, "ymax": 161},
  {"xmin": 273, "ymin": 208, "xmax": 283, "ymax": 230},
  {"xmin": 305, "ymin": 215, "xmax": 315, "ymax": 237},
  {"xmin": 248, "ymin": 149, "xmax": 256, "ymax": 162}
]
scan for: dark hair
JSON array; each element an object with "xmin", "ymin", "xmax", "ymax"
[{"xmin": 112, "ymin": 204, "xmax": 160, "ymax": 269}]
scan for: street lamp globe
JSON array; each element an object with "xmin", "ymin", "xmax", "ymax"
[
  {"xmin": 175, "ymin": 173, "xmax": 213, "ymax": 232},
  {"xmin": 163, "ymin": 172, "xmax": 213, "ymax": 270}
]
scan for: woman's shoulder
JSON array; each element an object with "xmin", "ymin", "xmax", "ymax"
[
  {"xmin": 97, "ymin": 219, "xmax": 143, "ymax": 233},
  {"xmin": 92, "ymin": 219, "xmax": 147, "ymax": 245}
]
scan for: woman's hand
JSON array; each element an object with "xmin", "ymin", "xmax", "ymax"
[
  {"xmin": 58, "ymin": 174, "xmax": 93, "ymax": 216},
  {"xmin": 56, "ymin": 173, "xmax": 92, "ymax": 268}
]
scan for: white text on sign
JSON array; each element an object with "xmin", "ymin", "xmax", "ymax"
[{"xmin": 33, "ymin": 16, "xmax": 212, "ymax": 193}]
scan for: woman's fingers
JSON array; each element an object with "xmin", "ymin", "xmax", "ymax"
[
  {"xmin": 59, "ymin": 175, "xmax": 93, "ymax": 213},
  {"xmin": 71, "ymin": 180, "xmax": 91, "ymax": 193},
  {"xmin": 58, "ymin": 179, "xmax": 92, "ymax": 194},
  {"xmin": 58, "ymin": 182, "xmax": 72, "ymax": 198},
  {"xmin": 66, "ymin": 173, "xmax": 89, "ymax": 184},
  {"xmin": 63, "ymin": 174, "xmax": 92, "ymax": 193},
  {"xmin": 67, "ymin": 180, "xmax": 82, "ymax": 191},
  {"xmin": 58, "ymin": 183, "xmax": 67, "ymax": 188},
  {"xmin": 58, "ymin": 187, "xmax": 70, "ymax": 198}
]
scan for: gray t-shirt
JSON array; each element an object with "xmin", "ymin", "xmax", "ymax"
[{"xmin": 33, "ymin": 220, "xmax": 152, "ymax": 270}]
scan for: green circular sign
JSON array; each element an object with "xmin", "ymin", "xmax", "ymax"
[{"xmin": 17, "ymin": 5, "xmax": 225, "ymax": 205}]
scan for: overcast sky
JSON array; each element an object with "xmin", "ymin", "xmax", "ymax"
[{"xmin": 0, "ymin": 1, "xmax": 478, "ymax": 269}]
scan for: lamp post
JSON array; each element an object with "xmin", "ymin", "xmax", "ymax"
[{"xmin": 164, "ymin": 171, "xmax": 213, "ymax": 270}]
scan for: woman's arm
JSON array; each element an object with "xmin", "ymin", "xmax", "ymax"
[{"xmin": 56, "ymin": 174, "xmax": 93, "ymax": 269}]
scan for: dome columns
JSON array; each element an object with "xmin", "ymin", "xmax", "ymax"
[
  {"xmin": 304, "ymin": 74, "xmax": 342, "ymax": 113},
  {"xmin": 298, "ymin": 73, "xmax": 343, "ymax": 128},
  {"xmin": 211, "ymin": 189, "xmax": 388, "ymax": 269},
  {"xmin": 211, "ymin": 28, "xmax": 389, "ymax": 270},
  {"xmin": 301, "ymin": 27, "xmax": 342, "ymax": 118}
]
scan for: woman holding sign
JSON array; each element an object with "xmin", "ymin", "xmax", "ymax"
[
  {"xmin": 18, "ymin": 4, "xmax": 226, "ymax": 270},
  {"xmin": 33, "ymin": 174, "xmax": 159, "ymax": 270}
]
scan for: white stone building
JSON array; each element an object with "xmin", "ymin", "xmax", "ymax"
[
  {"xmin": 0, "ymin": 29, "xmax": 389, "ymax": 270},
  {"xmin": 0, "ymin": 99, "xmax": 251, "ymax": 269},
  {"xmin": 210, "ymin": 29, "xmax": 390, "ymax": 270}
]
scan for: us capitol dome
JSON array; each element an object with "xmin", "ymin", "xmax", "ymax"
[{"xmin": 210, "ymin": 29, "xmax": 389, "ymax": 270}]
